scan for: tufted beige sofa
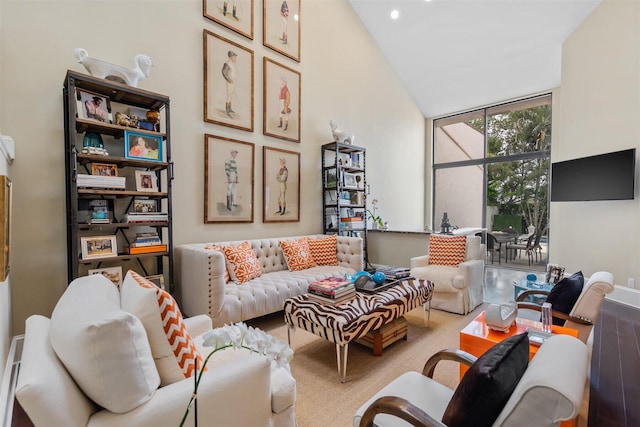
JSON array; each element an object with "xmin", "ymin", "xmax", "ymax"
[{"xmin": 175, "ymin": 235, "xmax": 363, "ymax": 327}]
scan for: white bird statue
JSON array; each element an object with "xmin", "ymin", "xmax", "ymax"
[
  {"xmin": 330, "ymin": 120, "xmax": 355, "ymax": 145},
  {"xmin": 74, "ymin": 48, "xmax": 153, "ymax": 87}
]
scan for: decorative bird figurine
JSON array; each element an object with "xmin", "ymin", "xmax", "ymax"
[{"xmin": 74, "ymin": 48, "xmax": 153, "ymax": 88}]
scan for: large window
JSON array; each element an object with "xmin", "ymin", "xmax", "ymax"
[{"xmin": 433, "ymin": 94, "xmax": 551, "ymax": 250}]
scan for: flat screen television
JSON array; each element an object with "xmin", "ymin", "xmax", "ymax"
[{"xmin": 550, "ymin": 148, "xmax": 636, "ymax": 202}]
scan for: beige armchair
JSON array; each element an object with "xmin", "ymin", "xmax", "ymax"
[{"xmin": 410, "ymin": 235, "xmax": 485, "ymax": 315}]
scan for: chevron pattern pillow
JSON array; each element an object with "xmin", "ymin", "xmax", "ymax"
[
  {"xmin": 306, "ymin": 235, "xmax": 338, "ymax": 266},
  {"xmin": 121, "ymin": 270, "xmax": 205, "ymax": 386},
  {"xmin": 428, "ymin": 235, "xmax": 467, "ymax": 267},
  {"xmin": 222, "ymin": 241, "xmax": 263, "ymax": 284}
]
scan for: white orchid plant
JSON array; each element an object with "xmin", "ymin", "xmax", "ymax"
[
  {"xmin": 367, "ymin": 198, "xmax": 385, "ymax": 228},
  {"xmin": 180, "ymin": 322, "xmax": 294, "ymax": 427}
]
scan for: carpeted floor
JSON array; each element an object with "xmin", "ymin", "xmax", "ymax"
[{"xmin": 248, "ymin": 304, "xmax": 487, "ymax": 427}]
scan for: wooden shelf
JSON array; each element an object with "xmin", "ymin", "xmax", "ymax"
[
  {"xmin": 77, "ymin": 189, "xmax": 168, "ymax": 198},
  {"xmin": 78, "ymin": 221, "xmax": 169, "ymax": 229},
  {"xmin": 77, "ymin": 153, "xmax": 168, "ymax": 170},
  {"xmin": 75, "ymin": 118, "xmax": 166, "ymax": 139},
  {"xmin": 78, "ymin": 252, "xmax": 169, "ymax": 264}
]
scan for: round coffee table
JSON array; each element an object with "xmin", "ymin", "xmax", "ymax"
[{"xmin": 513, "ymin": 279, "xmax": 553, "ymax": 301}]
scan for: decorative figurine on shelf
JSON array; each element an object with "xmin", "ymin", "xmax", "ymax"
[
  {"xmin": 440, "ymin": 212, "xmax": 453, "ymax": 234},
  {"xmin": 115, "ymin": 112, "xmax": 140, "ymax": 128},
  {"xmin": 74, "ymin": 48, "xmax": 153, "ymax": 87},
  {"xmin": 329, "ymin": 120, "xmax": 355, "ymax": 145}
]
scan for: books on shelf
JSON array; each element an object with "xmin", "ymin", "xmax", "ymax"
[
  {"xmin": 77, "ymin": 174, "xmax": 126, "ymax": 189},
  {"xmin": 132, "ymin": 232, "xmax": 162, "ymax": 247},
  {"xmin": 124, "ymin": 244, "xmax": 168, "ymax": 254},
  {"xmin": 124, "ymin": 212, "xmax": 168, "ymax": 223}
]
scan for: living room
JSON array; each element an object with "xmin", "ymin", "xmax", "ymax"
[{"xmin": 1, "ymin": 0, "xmax": 639, "ymax": 425}]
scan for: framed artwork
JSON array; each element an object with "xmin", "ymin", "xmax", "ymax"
[
  {"xmin": 203, "ymin": 0, "xmax": 254, "ymax": 40},
  {"xmin": 76, "ymin": 88, "xmax": 112, "ymax": 123},
  {"xmin": 263, "ymin": 146, "xmax": 300, "ymax": 222},
  {"xmin": 124, "ymin": 130, "xmax": 163, "ymax": 162},
  {"xmin": 263, "ymin": 0, "xmax": 300, "ymax": 62},
  {"xmin": 263, "ymin": 57, "xmax": 301, "ymax": 142},
  {"xmin": 81, "ymin": 235, "xmax": 118, "ymax": 260},
  {"xmin": 132, "ymin": 199, "xmax": 158, "ymax": 213},
  {"xmin": 205, "ymin": 134, "xmax": 255, "ymax": 223},
  {"xmin": 204, "ymin": 29, "xmax": 254, "ymax": 132},
  {"xmin": 135, "ymin": 170, "xmax": 159, "ymax": 192},
  {"xmin": 88, "ymin": 266, "xmax": 123, "ymax": 287},
  {"xmin": 0, "ymin": 177, "xmax": 11, "ymax": 281},
  {"xmin": 91, "ymin": 163, "xmax": 118, "ymax": 177}
]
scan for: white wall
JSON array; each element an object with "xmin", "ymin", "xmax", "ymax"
[
  {"xmin": 553, "ymin": 0, "xmax": 640, "ymax": 283},
  {"xmin": 0, "ymin": 0, "xmax": 9, "ymax": 384},
  {"xmin": 0, "ymin": 0, "xmax": 425, "ymax": 336}
]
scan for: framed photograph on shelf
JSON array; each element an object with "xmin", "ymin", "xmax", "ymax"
[
  {"xmin": 88, "ymin": 266, "xmax": 123, "ymax": 287},
  {"xmin": 263, "ymin": 0, "xmax": 300, "ymax": 62},
  {"xmin": 263, "ymin": 57, "xmax": 301, "ymax": 143},
  {"xmin": 263, "ymin": 146, "xmax": 300, "ymax": 223},
  {"xmin": 134, "ymin": 170, "xmax": 159, "ymax": 192},
  {"xmin": 124, "ymin": 130, "xmax": 163, "ymax": 162},
  {"xmin": 81, "ymin": 235, "xmax": 118, "ymax": 260},
  {"xmin": 204, "ymin": 29, "xmax": 254, "ymax": 132},
  {"xmin": 132, "ymin": 199, "xmax": 158, "ymax": 213},
  {"xmin": 203, "ymin": 0, "xmax": 254, "ymax": 40},
  {"xmin": 145, "ymin": 274, "xmax": 165, "ymax": 290},
  {"xmin": 91, "ymin": 163, "xmax": 118, "ymax": 177},
  {"xmin": 342, "ymin": 172, "xmax": 357, "ymax": 188},
  {"xmin": 205, "ymin": 134, "xmax": 255, "ymax": 223},
  {"xmin": 76, "ymin": 88, "xmax": 112, "ymax": 123}
]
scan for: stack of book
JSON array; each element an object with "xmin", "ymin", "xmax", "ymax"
[
  {"xmin": 308, "ymin": 277, "xmax": 356, "ymax": 305},
  {"xmin": 77, "ymin": 174, "xmax": 126, "ymax": 189},
  {"xmin": 340, "ymin": 217, "xmax": 365, "ymax": 230},
  {"xmin": 375, "ymin": 265, "xmax": 412, "ymax": 281},
  {"xmin": 123, "ymin": 212, "xmax": 168, "ymax": 223},
  {"xmin": 124, "ymin": 232, "xmax": 167, "ymax": 254}
]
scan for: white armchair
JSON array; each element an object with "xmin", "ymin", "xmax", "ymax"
[{"xmin": 410, "ymin": 235, "xmax": 484, "ymax": 314}]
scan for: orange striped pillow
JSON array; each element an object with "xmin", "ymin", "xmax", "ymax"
[
  {"xmin": 306, "ymin": 235, "xmax": 338, "ymax": 266},
  {"xmin": 121, "ymin": 271, "xmax": 205, "ymax": 386},
  {"xmin": 428, "ymin": 235, "xmax": 467, "ymax": 267},
  {"xmin": 280, "ymin": 238, "xmax": 316, "ymax": 271},
  {"xmin": 222, "ymin": 241, "xmax": 262, "ymax": 284},
  {"xmin": 204, "ymin": 243, "xmax": 230, "ymax": 283}
]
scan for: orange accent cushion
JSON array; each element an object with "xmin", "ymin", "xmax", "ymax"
[
  {"xmin": 204, "ymin": 243, "xmax": 230, "ymax": 283},
  {"xmin": 121, "ymin": 271, "xmax": 205, "ymax": 386},
  {"xmin": 306, "ymin": 235, "xmax": 338, "ymax": 266},
  {"xmin": 428, "ymin": 235, "xmax": 467, "ymax": 267},
  {"xmin": 222, "ymin": 241, "xmax": 263, "ymax": 284},
  {"xmin": 280, "ymin": 239, "xmax": 316, "ymax": 271}
]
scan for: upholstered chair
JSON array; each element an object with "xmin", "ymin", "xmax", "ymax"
[{"xmin": 410, "ymin": 235, "xmax": 485, "ymax": 315}]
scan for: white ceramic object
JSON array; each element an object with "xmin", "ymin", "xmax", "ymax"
[{"xmin": 74, "ymin": 48, "xmax": 153, "ymax": 87}]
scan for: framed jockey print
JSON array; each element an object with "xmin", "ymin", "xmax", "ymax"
[
  {"xmin": 204, "ymin": 0, "xmax": 254, "ymax": 40},
  {"xmin": 263, "ymin": 57, "xmax": 301, "ymax": 143},
  {"xmin": 204, "ymin": 29, "xmax": 254, "ymax": 132},
  {"xmin": 263, "ymin": 146, "xmax": 300, "ymax": 223},
  {"xmin": 205, "ymin": 134, "xmax": 255, "ymax": 223},
  {"xmin": 263, "ymin": 0, "xmax": 300, "ymax": 62}
]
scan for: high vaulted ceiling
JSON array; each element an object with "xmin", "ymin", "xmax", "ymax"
[{"xmin": 349, "ymin": 0, "xmax": 601, "ymax": 118}]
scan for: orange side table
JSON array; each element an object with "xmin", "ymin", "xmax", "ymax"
[{"xmin": 459, "ymin": 311, "xmax": 580, "ymax": 427}]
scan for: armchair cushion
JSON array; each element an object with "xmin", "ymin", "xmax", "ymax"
[
  {"xmin": 49, "ymin": 274, "xmax": 160, "ymax": 413},
  {"xmin": 222, "ymin": 240, "xmax": 263, "ymax": 284},
  {"xmin": 442, "ymin": 332, "xmax": 529, "ymax": 427},
  {"xmin": 306, "ymin": 234, "xmax": 338, "ymax": 266},
  {"xmin": 428, "ymin": 235, "xmax": 467, "ymax": 267},
  {"xmin": 121, "ymin": 270, "xmax": 205, "ymax": 386},
  {"xmin": 280, "ymin": 238, "xmax": 316, "ymax": 271},
  {"xmin": 545, "ymin": 271, "xmax": 584, "ymax": 325}
]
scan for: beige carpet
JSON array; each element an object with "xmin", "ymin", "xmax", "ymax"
[{"xmin": 248, "ymin": 304, "xmax": 487, "ymax": 427}]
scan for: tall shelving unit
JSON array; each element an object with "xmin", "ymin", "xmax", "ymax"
[
  {"xmin": 63, "ymin": 70, "xmax": 174, "ymax": 293},
  {"xmin": 321, "ymin": 141, "xmax": 368, "ymax": 261}
]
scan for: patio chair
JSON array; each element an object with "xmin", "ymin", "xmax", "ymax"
[
  {"xmin": 506, "ymin": 233, "xmax": 535, "ymax": 264},
  {"xmin": 517, "ymin": 225, "xmax": 535, "ymax": 243}
]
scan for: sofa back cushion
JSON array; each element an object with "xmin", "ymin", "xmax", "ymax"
[
  {"xmin": 49, "ymin": 274, "xmax": 160, "ymax": 413},
  {"xmin": 121, "ymin": 270, "xmax": 206, "ymax": 386}
]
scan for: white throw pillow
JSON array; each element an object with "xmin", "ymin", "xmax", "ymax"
[
  {"xmin": 48, "ymin": 274, "xmax": 160, "ymax": 413},
  {"xmin": 121, "ymin": 270, "xmax": 205, "ymax": 386}
]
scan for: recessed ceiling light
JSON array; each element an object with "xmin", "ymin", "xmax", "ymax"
[{"xmin": 390, "ymin": 9, "xmax": 399, "ymax": 20}]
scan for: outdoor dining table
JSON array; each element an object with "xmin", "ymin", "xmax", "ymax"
[{"xmin": 489, "ymin": 231, "xmax": 519, "ymax": 259}]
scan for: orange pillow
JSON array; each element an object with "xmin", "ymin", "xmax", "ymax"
[
  {"xmin": 428, "ymin": 235, "xmax": 467, "ymax": 267},
  {"xmin": 222, "ymin": 241, "xmax": 263, "ymax": 284},
  {"xmin": 306, "ymin": 235, "xmax": 338, "ymax": 266},
  {"xmin": 204, "ymin": 243, "xmax": 230, "ymax": 283},
  {"xmin": 280, "ymin": 239, "xmax": 316, "ymax": 271}
]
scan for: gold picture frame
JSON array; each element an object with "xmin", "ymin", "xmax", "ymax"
[
  {"xmin": 263, "ymin": 57, "xmax": 301, "ymax": 142},
  {"xmin": 203, "ymin": 0, "xmax": 254, "ymax": 40},
  {"xmin": 0, "ymin": 176, "xmax": 11, "ymax": 281},
  {"xmin": 263, "ymin": 146, "xmax": 300, "ymax": 222},
  {"xmin": 263, "ymin": 0, "xmax": 300, "ymax": 62}
]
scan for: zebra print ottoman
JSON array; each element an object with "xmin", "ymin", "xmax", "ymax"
[{"xmin": 283, "ymin": 278, "xmax": 434, "ymax": 382}]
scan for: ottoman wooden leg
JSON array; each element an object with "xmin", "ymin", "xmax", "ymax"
[
  {"xmin": 336, "ymin": 344, "xmax": 349, "ymax": 383},
  {"xmin": 372, "ymin": 331, "xmax": 383, "ymax": 356}
]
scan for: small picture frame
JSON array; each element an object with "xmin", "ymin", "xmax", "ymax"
[
  {"xmin": 145, "ymin": 274, "xmax": 165, "ymax": 290},
  {"xmin": 545, "ymin": 264, "xmax": 565, "ymax": 285},
  {"xmin": 76, "ymin": 88, "xmax": 112, "ymax": 123},
  {"xmin": 132, "ymin": 198, "xmax": 158, "ymax": 213},
  {"xmin": 81, "ymin": 235, "xmax": 118, "ymax": 260},
  {"xmin": 91, "ymin": 163, "xmax": 118, "ymax": 177},
  {"xmin": 343, "ymin": 172, "xmax": 357, "ymax": 188},
  {"xmin": 124, "ymin": 130, "xmax": 163, "ymax": 162},
  {"xmin": 88, "ymin": 266, "xmax": 123, "ymax": 287},
  {"xmin": 135, "ymin": 170, "xmax": 159, "ymax": 192}
]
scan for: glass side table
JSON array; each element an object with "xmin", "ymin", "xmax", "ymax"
[{"xmin": 512, "ymin": 279, "xmax": 553, "ymax": 301}]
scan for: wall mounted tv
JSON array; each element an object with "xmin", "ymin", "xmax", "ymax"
[{"xmin": 550, "ymin": 148, "xmax": 636, "ymax": 202}]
